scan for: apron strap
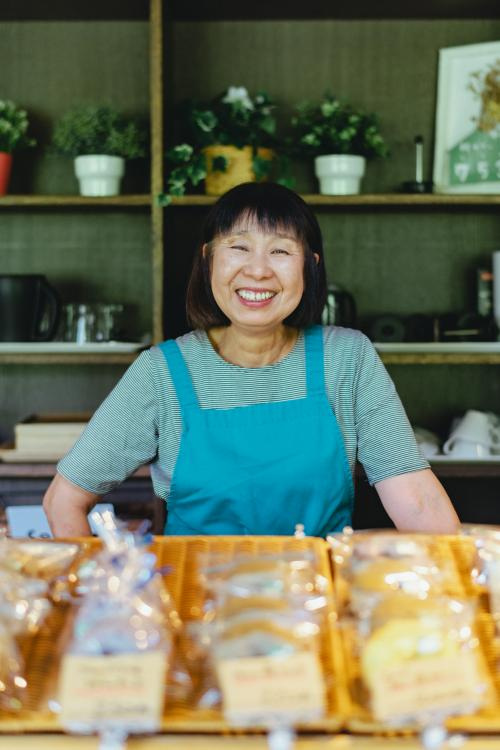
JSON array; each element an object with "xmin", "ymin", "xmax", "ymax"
[
  {"xmin": 158, "ymin": 340, "xmax": 200, "ymax": 413},
  {"xmin": 304, "ymin": 325, "xmax": 326, "ymax": 398}
]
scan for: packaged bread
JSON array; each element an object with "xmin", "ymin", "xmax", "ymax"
[
  {"xmin": 328, "ymin": 530, "xmax": 448, "ymax": 616},
  {"xmin": 358, "ymin": 592, "xmax": 485, "ymax": 725},
  {"xmin": 0, "ymin": 539, "xmax": 79, "ymax": 580},
  {"xmin": 193, "ymin": 550, "xmax": 327, "ymax": 726},
  {"xmin": 461, "ymin": 524, "xmax": 500, "ymax": 628},
  {"xmin": 57, "ymin": 511, "xmax": 179, "ymax": 738}
]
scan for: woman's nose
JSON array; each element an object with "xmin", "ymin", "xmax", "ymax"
[{"xmin": 243, "ymin": 251, "xmax": 272, "ymax": 277}]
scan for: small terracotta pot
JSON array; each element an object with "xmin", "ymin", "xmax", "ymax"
[
  {"xmin": 203, "ymin": 145, "xmax": 273, "ymax": 196},
  {"xmin": 0, "ymin": 152, "xmax": 13, "ymax": 195}
]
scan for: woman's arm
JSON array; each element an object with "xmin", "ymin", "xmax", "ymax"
[
  {"xmin": 43, "ymin": 473, "xmax": 100, "ymax": 537},
  {"xmin": 375, "ymin": 468, "xmax": 460, "ymax": 533}
]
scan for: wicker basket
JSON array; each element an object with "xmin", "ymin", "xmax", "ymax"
[{"xmin": 203, "ymin": 145, "xmax": 273, "ymax": 196}]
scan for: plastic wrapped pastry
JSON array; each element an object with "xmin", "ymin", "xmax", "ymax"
[
  {"xmin": 58, "ymin": 511, "xmax": 178, "ymax": 737},
  {"xmin": 358, "ymin": 592, "xmax": 485, "ymax": 726}
]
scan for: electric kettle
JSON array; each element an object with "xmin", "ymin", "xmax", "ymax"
[
  {"xmin": 0, "ymin": 274, "xmax": 61, "ymax": 342},
  {"xmin": 322, "ymin": 284, "xmax": 357, "ymax": 327}
]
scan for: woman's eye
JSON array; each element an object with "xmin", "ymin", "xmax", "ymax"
[
  {"xmin": 230, "ymin": 245, "xmax": 248, "ymax": 252},
  {"xmin": 271, "ymin": 248, "xmax": 290, "ymax": 255}
]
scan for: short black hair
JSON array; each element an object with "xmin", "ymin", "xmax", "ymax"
[{"xmin": 186, "ymin": 182, "xmax": 327, "ymax": 330}]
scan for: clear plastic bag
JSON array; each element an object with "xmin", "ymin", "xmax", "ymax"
[
  {"xmin": 57, "ymin": 511, "xmax": 177, "ymax": 738},
  {"xmin": 461, "ymin": 524, "xmax": 500, "ymax": 630},
  {"xmin": 357, "ymin": 591, "xmax": 486, "ymax": 729},
  {"xmin": 192, "ymin": 550, "xmax": 327, "ymax": 727},
  {"xmin": 327, "ymin": 528, "xmax": 449, "ymax": 615}
]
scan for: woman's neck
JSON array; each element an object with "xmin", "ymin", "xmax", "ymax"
[{"xmin": 207, "ymin": 325, "xmax": 298, "ymax": 368}]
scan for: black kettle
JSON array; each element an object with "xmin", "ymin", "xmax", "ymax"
[
  {"xmin": 0, "ymin": 274, "xmax": 61, "ymax": 342},
  {"xmin": 322, "ymin": 284, "xmax": 357, "ymax": 327}
]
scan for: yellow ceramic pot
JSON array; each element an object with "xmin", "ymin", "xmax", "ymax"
[{"xmin": 203, "ymin": 145, "xmax": 274, "ymax": 196}]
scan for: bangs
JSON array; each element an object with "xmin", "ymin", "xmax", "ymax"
[{"xmin": 202, "ymin": 183, "xmax": 309, "ymax": 247}]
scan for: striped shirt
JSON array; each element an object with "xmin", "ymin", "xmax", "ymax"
[{"xmin": 58, "ymin": 326, "xmax": 428, "ymax": 498}]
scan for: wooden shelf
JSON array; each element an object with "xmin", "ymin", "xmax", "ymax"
[
  {"xmin": 170, "ymin": 193, "xmax": 500, "ymax": 208},
  {"xmin": 3, "ymin": 460, "xmax": 499, "ymax": 479},
  {"xmin": 379, "ymin": 353, "xmax": 500, "ymax": 365},
  {"xmin": 2, "ymin": 351, "xmax": 499, "ymax": 366},
  {"xmin": 0, "ymin": 462, "xmax": 151, "ymax": 478},
  {"xmin": 0, "ymin": 195, "xmax": 152, "ymax": 208},
  {"xmin": 3, "ymin": 194, "xmax": 499, "ymax": 210},
  {"xmin": 0, "ymin": 353, "xmax": 139, "ymax": 365}
]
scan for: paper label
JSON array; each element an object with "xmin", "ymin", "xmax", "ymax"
[
  {"xmin": 370, "ymin": 651, "xmax": 481, "ymax": 722},
  {"xmin": 59, "ymin": 651, "xmax": 166, "ymax": 731},
  {"xmin": 486, "ymin": 559, "xmax": 500, "ymax": 616},
  {"xmin": 216, "ymin": 652, "xmax": 326, "ymax": 726}
]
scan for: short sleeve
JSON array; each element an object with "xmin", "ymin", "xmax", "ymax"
[
  {"xmin": 353, "ymin": 334, "xmax": 429, "ymax": 484},
  {"xmin": 57, "ymin": 350, "xmax": 159, "ymax": 494}
]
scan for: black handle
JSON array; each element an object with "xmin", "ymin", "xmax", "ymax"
[{"xmin": 33, "ymin": 278, "xmax": 61, "ymax": 341}]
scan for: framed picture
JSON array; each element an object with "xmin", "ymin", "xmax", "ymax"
[{"xmin": 433, "ymin": 41, "xmax": 500, "ymax": 193}]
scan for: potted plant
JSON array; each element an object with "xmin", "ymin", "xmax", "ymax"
[
  {"xmin": 52, "ymin": 105, "xmax": 147, "ymax": 196},
  {"xmin": 160, "ymin": 86, "xmax": 279, "ymax": 204},
  {"xmin": 289, "ymin": 94, "xmax": 389, "ymax": 195},
  {"xmin": 0, "ymin": 100, "xmax": 36, "ymax": 195}
]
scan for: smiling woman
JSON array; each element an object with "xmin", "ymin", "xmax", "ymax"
[{"xmin": 43, "ymin": 183, "xmax": 460, "ymax": 538}]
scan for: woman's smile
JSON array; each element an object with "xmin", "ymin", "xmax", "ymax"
[{"xmin": 236, "ymin": 287, "xmax": 277, "ymax": 306}]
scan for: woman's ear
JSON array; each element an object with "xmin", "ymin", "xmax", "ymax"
[
  {"xmin": 202, "ymin": 243, "xmax": 209, "ymax": 258},
  {"xmin": 313, "ymin": 253, "xmax": 320, "ymax": 265}
]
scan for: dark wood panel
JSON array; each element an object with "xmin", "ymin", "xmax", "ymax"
[
  {"xmin": 0, "ymin": 0, "xmax": 150, "ymax": 21},
  {"xmin": 3, "ymin": 1, "xmax": 498, "ymax": 22},
  {"xmin": 354, "ymin": 468, "xmax": 500, "ymax": 529},
  {"xmin": 169, "ymin": 0, "xmax": 500, "ymax": 21}
]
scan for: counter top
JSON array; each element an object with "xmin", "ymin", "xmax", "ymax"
[{"xmin": 1, "ymin": 734, "xmax": 499, "ymax": 749}]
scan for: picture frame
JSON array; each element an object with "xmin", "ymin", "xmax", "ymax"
[{"xmin": 433, "ymin": 40, "xmax": 500, "ymax": 194}]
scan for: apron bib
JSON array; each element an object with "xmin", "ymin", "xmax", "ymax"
[{"xmin": 158, "ymin": 325, "xmax": 354, "ymax": 536}]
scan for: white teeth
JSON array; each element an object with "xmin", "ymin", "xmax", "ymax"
[{"xmin": 238, "ymin": 289, "xmax": 275, "ymax": 302}]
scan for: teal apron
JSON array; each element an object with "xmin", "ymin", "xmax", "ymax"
[{"xmin": 158, "ymin": 325, "xmax": 354, "ymax": 536}]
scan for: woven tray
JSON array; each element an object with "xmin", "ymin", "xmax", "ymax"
[
  {"xmin": 336, "ymin": 535, "xmax": 500, "ymax": 734},
  {"xmin": 0, "ymin": 535, "xmax": 348, "ymax": 734}
]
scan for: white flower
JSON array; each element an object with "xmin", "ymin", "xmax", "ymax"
[{"xmin": 222, "ymin": 86, "xmax": 254, "ymax": 110}]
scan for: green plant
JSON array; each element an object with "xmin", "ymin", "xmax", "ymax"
[
  {"xmin": 184, "ymin": 86, "xmax": 277, "ymax": 149},
  {"xmin": 160, "ymin": 86, "xmax": 290, "ymax": 205},
  {"xmin": 0, "ymin": 100, "xmax": 36, "ymax": 153},
  {"xmin": 289, "ymin": 94, "xmax": 389, "ymax": 160},
  {"xmin": 52, "ymin": 105, "xmax": 146, "ymax": 158}
]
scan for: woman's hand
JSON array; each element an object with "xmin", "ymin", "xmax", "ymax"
[
  {"xmin": 375, "ymin": 468, "xmax": 460, "ymax": 533},
  {"xmin": 42, "ymin": 473, "xmax": 100, "ymax": 537}
]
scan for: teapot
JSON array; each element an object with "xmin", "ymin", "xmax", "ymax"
[
  {"xmin": 0, "ymin": 274, "xmax": 61, "ymax": 342},
  {"xmin": 322, "ymin": 284, "xmax": 357, "ymax": 328}
]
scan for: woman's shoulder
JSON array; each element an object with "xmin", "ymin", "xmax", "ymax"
[{"xmin": 321, "ymin": 324, "xmax": 370, "ymax": 354}]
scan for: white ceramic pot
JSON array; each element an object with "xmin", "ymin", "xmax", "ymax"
[
  {"xmin": 314, "ymin": 154, "xmax": 366, "ymax": 195},
  {"xmin": 74, "ymin": 155, "xmax": 125, "ymax": 197}
]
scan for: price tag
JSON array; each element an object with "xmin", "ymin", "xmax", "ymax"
[
  {"xmin": 486, "ymin": 559, "xmax": 500, "ymax": 617},
  {"xmin": 216, "ymin": 652, "xmax": 326, "ymax": 726},
  {"xmin": 370, "ymin": 651, "xmax": 481, "ymax": 722},
  {"xmin": 59, "ymin": 651, "xmax": 166, "ymax": 732}
]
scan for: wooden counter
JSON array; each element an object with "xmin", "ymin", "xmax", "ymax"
[{"xmin": 1, "ymin": 734, "xmax": 499, "ymax": 749}]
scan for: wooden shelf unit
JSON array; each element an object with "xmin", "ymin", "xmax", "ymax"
[
  {"xmin": 0, "ymin": 353, "xmax": 139, "ymax": 365},
  {"xmin": 170, "ymin": 193, "xmax": 500, "ymax": 208},
  {"xmin": 0, "ymin": 195, "xmax": 152, "ymax": 207},
  {"xmin": 2, "ymin": 351, "xmax": 499, "ymax": 366}
]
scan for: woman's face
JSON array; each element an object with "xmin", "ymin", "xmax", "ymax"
[{"xmin": 207, "ymin": 219, "xmax": 310, "ymax": 334}]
